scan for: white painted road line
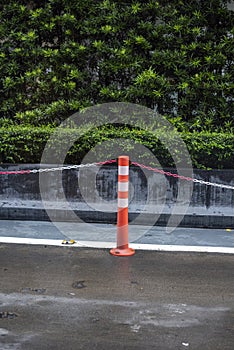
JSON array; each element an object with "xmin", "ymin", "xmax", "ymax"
[{"xmin": 1, "ymin": 236, "xmax": 234, "ymax": 254}]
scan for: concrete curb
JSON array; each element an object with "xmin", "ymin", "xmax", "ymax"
[{"xmin": 0, "ymin": 206, "xmax": 233, "ymax": 228}]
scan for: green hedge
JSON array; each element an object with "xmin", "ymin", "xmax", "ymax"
[{"xmin": 0, "ymin": 126, "xmax": 233, "ymax": 169}]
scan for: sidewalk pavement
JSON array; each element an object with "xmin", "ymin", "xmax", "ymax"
[{"xmin": 0, "ymin": 220, "xmax": 234, "ymax": 254}]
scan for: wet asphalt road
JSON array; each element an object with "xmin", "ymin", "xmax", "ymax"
[{"xmin": 0, "ymin": 244, "xmax": 234, "ymax": 349}]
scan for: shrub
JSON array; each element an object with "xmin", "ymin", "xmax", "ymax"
[{"xmin": 0, "ymin": 126, "xmax": 233, "ymax": 169}]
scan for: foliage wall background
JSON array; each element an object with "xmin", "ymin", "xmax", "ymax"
[{"xmin": 0, "ymin": 1, "xmax": 233, "ymax": 167}]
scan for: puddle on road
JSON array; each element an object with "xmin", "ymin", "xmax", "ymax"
[{"xmin": 114, "ymin": 303, "xmax": 230, "ymax": 329}]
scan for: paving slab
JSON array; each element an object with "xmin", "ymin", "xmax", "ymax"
[{"xmin": 0, "ymin": 220, "xmax": 234, "ymax": 251}]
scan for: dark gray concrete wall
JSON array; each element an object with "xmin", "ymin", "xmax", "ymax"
[{"xmin": 0, "ymin": 164, "xmax": 233, "ymax": 228}]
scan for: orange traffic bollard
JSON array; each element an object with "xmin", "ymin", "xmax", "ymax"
[{"xmin": 110, "ymin": 156, "xmax": 135, "ymax": 257}]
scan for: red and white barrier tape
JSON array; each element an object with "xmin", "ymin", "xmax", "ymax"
[{"xmin": 0, "ymin": 159, "xmax": 233, "ymax": 190}]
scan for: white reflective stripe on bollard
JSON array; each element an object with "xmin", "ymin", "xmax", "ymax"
[
  {"xmin": 118, "ymin": 182, "xmax": 128, "ymax": 192},
  {"xmin": 118, "ymin": 166, "xmax": 129, "ymax": 176},
  {"xmin": 118, "ymin": 198, "xmax": 128, "ymax": 208}
]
